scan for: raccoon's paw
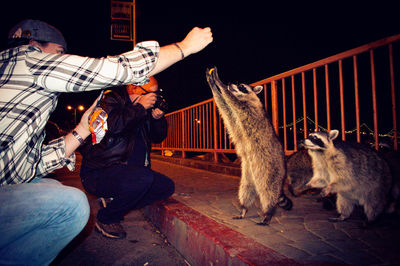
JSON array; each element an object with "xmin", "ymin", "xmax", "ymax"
[
  {"xmin": 321, "ymin": 188, "xmax": 333, "ymax": 197},
  {"xmin": 256, "ymin": 215, "xmax": 273, "ymax": 226},
  {"xmin": 321, "ymin": 183, "xmax": 338, "ymax": 197},
  {"xmin": 328, "ymin": 214, "xmax": 348, "ymax": 223},
  {"xmin": 232, "ymin": 207, "xmax": 247, "ymax": 220}
]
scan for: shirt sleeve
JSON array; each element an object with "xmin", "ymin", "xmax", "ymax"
[
  {"xmin": 26, "ymin": 41, "xmax": 160, "ymax": 92},
  {"xmin": 35, "ymin": 137, "xmax": 76, "ymax": 178}
]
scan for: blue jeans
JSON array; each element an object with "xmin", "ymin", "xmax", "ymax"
[{"xmin": 0, "ymin": 178, "xmax": 90, "ymax": 266}]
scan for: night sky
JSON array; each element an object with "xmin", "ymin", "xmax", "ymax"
[{"xmin": 1, "ymin": 1, "xmax": 398, "ymax": 129}]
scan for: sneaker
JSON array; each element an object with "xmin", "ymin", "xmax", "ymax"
[{"xmin": 95, "ymin": 219, "xmax": 126, "ymax": 239}]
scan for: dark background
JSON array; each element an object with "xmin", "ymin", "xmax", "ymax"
[{"xmin": 1, "ymin": 0, "xmax": 398, "ymax": 129}]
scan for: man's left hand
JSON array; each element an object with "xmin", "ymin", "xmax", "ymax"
[{"xmin": 152, "ymin": 108, "xmax": 164, "ymax": 119}]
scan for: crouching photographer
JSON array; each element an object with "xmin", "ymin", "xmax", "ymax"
[{"xmin": 79, "ymin": 77, "xmax": 174, "ymax": 239}]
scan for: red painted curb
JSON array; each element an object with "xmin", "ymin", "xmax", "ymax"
[{"xmin": 144, "ymin": 198, "xmax": 301, "ymax": 266}]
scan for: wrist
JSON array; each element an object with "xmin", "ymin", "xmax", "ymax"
[
  {"xmin": 74, "ymin": 124, "xmax": 91, "ymax": 139},
  {"xmin": 176, "ymin": 41, "xmax": 190, "ymax": 58},
  {"xmin": 174, "ymin": 43, "xmax": 185, "ymax": 59}
]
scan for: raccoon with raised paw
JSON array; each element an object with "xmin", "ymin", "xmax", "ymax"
[
  {"xmin": 206, "ymin": 67, "xmax": 292, "ymax": 225},
  {"xmin": 304, "ymin": 130, "xmax": 395, "ymax": 224},
  {"xmin": 286, "ymin": 148, "xmax": 337, "ymax": 210}
]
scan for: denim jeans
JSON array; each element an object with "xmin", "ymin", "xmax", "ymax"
[
  {"xmin": 80, "ymin": 164, "xmax": 174, "ymax": 224},
  {"xmin": 0, "ymin": 178, "xmax": 90, "ymax": 266}
]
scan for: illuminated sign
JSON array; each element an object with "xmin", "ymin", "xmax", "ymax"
[{"xmin": 110, "ymin": 0, "xmax": 134, "ymax": 41}]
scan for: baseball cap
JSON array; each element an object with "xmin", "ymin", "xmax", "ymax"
[{"xmin": 8, "ymin": 19, "xmax": 67, "ymax": 50}]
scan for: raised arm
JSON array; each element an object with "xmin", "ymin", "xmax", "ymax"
[{"xmin": 148, "ymin": 27, "xmax": 213, "ymax": 76}]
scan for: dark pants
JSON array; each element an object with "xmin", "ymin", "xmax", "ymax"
[{"xmin": 80, "ymin": 164, "xmax": 175, "ymax": 224}]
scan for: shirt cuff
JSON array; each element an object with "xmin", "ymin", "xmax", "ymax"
[{"xmin": 36, "ymin": 136, "xmax": 76, "ymax": 177}]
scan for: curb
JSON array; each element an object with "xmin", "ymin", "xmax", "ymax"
[{"xmin": 144, "ymin": 198, "xmax": 301, "ymax": 266}]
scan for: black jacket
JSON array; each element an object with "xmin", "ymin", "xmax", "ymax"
[{"xmin": 79, "ymin": 87, "xmax": 167, "ymax": 168}]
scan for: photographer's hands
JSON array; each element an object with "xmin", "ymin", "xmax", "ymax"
[
  {"xmin": 137, "ymin": 93, "xmax": 157, "ymax": 109},
  {"xmin": 135, "ymin": 93, "xmax": 164, "ymax": 119},
  {"xmin": 151, "ymin": 108, "xmax": 164, "ymax": 119}
]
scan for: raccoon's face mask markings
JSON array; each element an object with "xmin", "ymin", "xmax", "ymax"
[
  {"xmin": 310, "ymin": 134, "xmax": 326, "ymax": 149},
  {"xmin": 304, "ymin": 130, "xmax": 340, "ymax": 151},
  {"xmin": 229, "ymin": 84, "xmax": 263, "ymax": 95},
  {"xmin": 304, "ymin": 133, "xmax": 327, "ymax": 150},
  {"xmin": 227, "ymin": 83, "xmax": 241, "ymax": 94},
  {"xmin": 238, "ymin": 84, "xmax": 249, "ymax": 93},
  {"xmin": 228, "ymin": 84, "xmax": 252, "ymax": 106}
]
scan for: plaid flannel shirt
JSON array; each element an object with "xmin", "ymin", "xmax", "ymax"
[{"xmin": 0, "ymin": 41, "xmax": 159, "ymax": 186}]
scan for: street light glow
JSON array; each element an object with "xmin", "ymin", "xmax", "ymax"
[{"xmin": 67, "ymin": 105, "xmax": 85, "ymax": 125}]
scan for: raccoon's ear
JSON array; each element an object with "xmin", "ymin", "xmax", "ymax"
[
  {"xmin": 253, "ymin": 85, "xmax": 263, "ymax": 94},
  {"xmin": 329, "ymin": 130, "xmax": 339, "ymax": 141}
]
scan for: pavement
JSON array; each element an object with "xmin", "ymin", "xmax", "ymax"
[
  {"xmin": 51, "ymin": 155, "xmax": 188, "ymax": 266},
  {"xmin": 51, "ymin": 153, "xmax": 400, "ymax": 266}
]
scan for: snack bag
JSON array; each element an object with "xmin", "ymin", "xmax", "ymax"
[
  {"xmin": 88, "ymin": 90, "xmax": 108, "ymax": 144},
  {"xmin": 89, "ymin": 107, "xmax": 108, "ymax": 144}
]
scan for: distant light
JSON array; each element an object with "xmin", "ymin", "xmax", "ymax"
[{"xmin": 67, "ymin": 105, "xmax": 85, "ymax": 111}]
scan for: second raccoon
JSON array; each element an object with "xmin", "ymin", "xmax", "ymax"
[{"xmin": 304, "ymin": 130, "xmax": 395, "ymax": 223}]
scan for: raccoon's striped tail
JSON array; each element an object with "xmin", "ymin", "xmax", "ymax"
[{"xmin": 278, "ymin": 193, "xmax": 293, "ymax": 210}]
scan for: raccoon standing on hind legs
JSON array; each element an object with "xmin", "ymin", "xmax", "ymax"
[{"xmin": 205, "ymin": 67, "xmax": 292, "ymax": 225}]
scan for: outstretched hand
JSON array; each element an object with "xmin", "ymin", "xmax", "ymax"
[
  {"xmin": 148, "ymin": 27, "xmax": 213, "ymax": 77},
  {"xmin": 178, "ymin": 27, "xmax": 213, "ymax": 57}
]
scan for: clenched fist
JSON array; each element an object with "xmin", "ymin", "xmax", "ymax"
[{"xmin": 178, "ymin": 27, "xmax": 213, "ymax": 57}]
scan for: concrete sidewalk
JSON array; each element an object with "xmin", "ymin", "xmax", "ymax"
[
  {"xmin": 51, "ymin": 156, "xmax": 188, "ymax": 266},
  {"xmin": 52, "ymin": 154, "xmax": 400, "ymax": 265},
  {"xmin": 148, "ymin": 155, "xmax": 400, "ymax": 265}
]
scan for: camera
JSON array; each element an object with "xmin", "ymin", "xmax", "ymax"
[{"xmin": 153, "ymin": 90, "xmax": 168, "ymax": 112}]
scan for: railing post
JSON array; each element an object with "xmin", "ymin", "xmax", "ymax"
[
  {"xmin": 325, "ymin": 64, "xmax": 331, "ymax": 132},
  {"xmin": 291, "ymin": 75, "xmax": 298, "ymax": 151},
  {"xmin": 389, "ymin": 44, "xmax": 398, "ymax": 150},
  {"xmin": 161, "ymin": 138, "xmax": 164, "ymax": 156},
  {"xmin": 338, "ymin": 60, "xmax": 346, "ymax": 141},
  {"xmin": 212, "ymin": 100, "xmax": 218, "ymax": 162},
  {"xmin": 301, "ymin": 72, "xmax": 308, "ymax": 139},
  {"xmin": 271, "ymin": 81, "xmax": 279, "ymax": 135},
  {"xmin": 181, "ymin": 111, "xmax": 186, "ymax": 158}
]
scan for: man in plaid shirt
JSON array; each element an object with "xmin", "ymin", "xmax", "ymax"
[{"xmin": 0, "ymin": 19, "xmax": 212, "ymax": 265}]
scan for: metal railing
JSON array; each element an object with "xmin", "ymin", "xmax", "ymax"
[{"xmin": 154, "ymin": 33, "xmax": 400, "ymax": 159}]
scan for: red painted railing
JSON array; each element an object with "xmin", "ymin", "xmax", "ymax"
[{"xmin": 154, "ymin": 34, "xmax": 400, "ymax": 159}]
